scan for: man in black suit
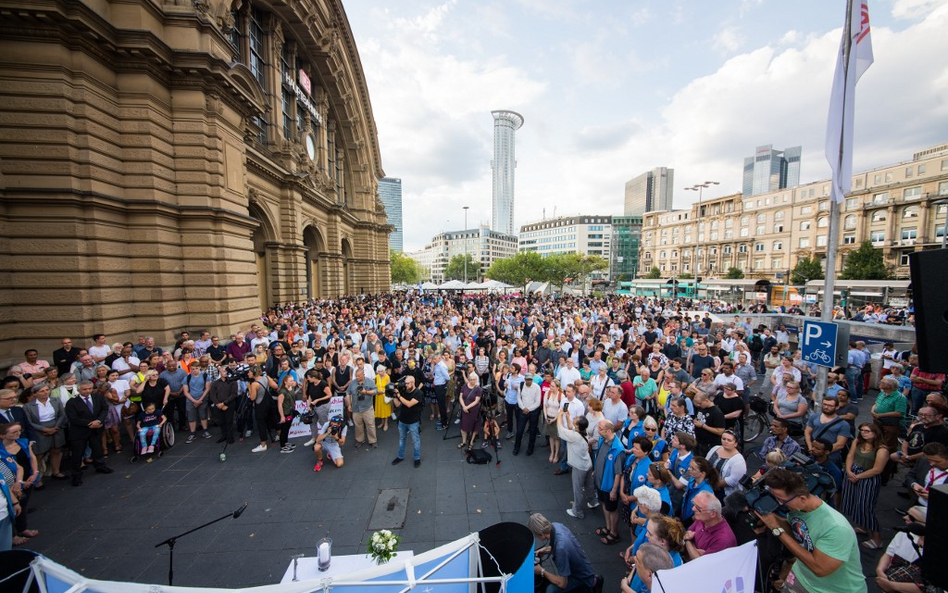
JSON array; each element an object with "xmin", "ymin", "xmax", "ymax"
[
  {"xmin": 63, "ymin": 380, "xmax": 113, "ymax": 486},
  {"xmin": 0, "ymin": 388, "xmax": 35, "ymax": 442}
]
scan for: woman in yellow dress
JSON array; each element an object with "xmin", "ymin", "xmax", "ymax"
[{"xmin": 374, "ymin": 366, "xmax": 392, "ymax": 431}]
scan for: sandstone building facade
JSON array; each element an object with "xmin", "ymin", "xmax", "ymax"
[
  {"xmin": 0, "ymin": 0, "xmax": 390, "ymax": 367},
  {"xmin": 641, "ymin": 144, "xmax": 948, "ymax": 281}
]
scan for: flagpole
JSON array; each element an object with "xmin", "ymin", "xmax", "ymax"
[{"xmin": 816, "ymin": 0, "xmax": 854, "ymax": 403}]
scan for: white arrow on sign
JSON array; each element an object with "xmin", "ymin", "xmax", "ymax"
[{"xmin": 821, "ymin": 341, "xmax": 832, "ymax": 348}]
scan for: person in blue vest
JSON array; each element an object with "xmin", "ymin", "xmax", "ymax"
[
  {"xmin": 620, "ymin": 436, "xmax": 654, "ymax": 537},
  {"xmin": 680, "ymin": 457, "xmax": 718, "ymax": 527},
  {"xmin": 529, "ymin": 512, "xmax": 597, "ymax": 593},
  {"xmin": 0, "ymin": 474, "xmax": 19, "ymax": 551},
  {"xmin": 592, "ymin": 419, "xmax": 626, "ymax": 546},
  {"xmin": 617, "ymin": 405, "xmax": 647, "ymax": 448},
  {"xmin": 667, "ymin": 432, "xmax": 696, "ymax": 516}
]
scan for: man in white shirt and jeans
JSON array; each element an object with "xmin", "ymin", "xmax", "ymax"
[{"xmin": 513, "ymin": 374, "xmax": 541, "ymax": 456}]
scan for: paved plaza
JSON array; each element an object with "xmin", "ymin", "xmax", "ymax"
[{"xmin": 18, "ymin": 397, "xmax": 902, "ymax": 591}]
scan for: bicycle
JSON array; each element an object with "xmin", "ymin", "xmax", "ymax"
[{"xmin": 743, "ymin": 394, "xmax": 770, "ymax": 443}]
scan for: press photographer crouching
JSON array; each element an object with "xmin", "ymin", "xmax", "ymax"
[
  {"xmin": 312, "ymin": 415, "xmax": 346, "ymax": 472},
  {"xmin": 752, "ymin": 467, "xmax": 865, "ymax": 593}
]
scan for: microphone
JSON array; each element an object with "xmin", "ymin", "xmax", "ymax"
[{"xmin": 233, "ymin": 502, "xmax": 249, "ymax": 519}]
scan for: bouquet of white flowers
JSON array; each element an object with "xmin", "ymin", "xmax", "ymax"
[{"xmin": 367, "ymin": 529, "xmax": 400, "ymax": 565}]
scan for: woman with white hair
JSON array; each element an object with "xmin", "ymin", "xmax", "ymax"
[{"xmin": 627, "ymin": 485, "xmax": 664, "ymax": 554}]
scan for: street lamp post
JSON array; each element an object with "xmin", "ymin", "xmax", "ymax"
[
  {"xmin": 684, "ymin": 181, "xmax": 719, "ymax": 276},
  {"xmin": 463, "ymin": 206, "xmax": 470, "ymax": 282}
]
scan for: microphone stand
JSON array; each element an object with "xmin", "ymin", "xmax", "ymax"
[{"xmin": 155, "ymin": 503, "xmax": 248, "ymax": 585}]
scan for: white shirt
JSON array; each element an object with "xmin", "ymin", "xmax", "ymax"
[
  {"xmin": 517, "ymin": 381, "xmax": 542, "ymax": 412},
  {"xmin": 556, "ymin": 366, "xmax": 581, "ymax": 387},
  {"xmin": 713, "ymin": 373, "xmax": 744, "ymax": 392},
  {"xmin": 563, "ymin": 397, "xmax": 586, "ymax": 422},
  {"xmin": 112, "ymin": 356, "xmax": 140, "ymax": 381},
  {"xmin": 589, "ymin": 374, "xmax": 613, "ymax": 400},
  {"xmin": 36, "ymin": 398, "xmax": 56, "ymax": 422},
  {"xmin": 89, "ymin": 344, "xmax": 111, "ymax": 361}
]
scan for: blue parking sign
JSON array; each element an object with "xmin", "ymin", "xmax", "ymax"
[{"xmin": 801, "ymin": 320, "xmax": 838, "ymax": 368}]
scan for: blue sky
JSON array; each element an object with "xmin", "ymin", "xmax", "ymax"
[{"xmin": 344, "ymin": 0, "xmax": 948, "ymax": 251}]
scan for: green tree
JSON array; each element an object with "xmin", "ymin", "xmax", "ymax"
[
  {"xmin": 485, "ymin": 252, "xmax": 545, "ymax": 290},
  {"xmin": 790, "ymin": 256, "xmax": 824, "ymax": 285},
  {"xmin": 678, "ymin": 272, "xmax": 693, "ymax": 279},
  {"xmin": 840, "ymin": 241, "xmax": 891, "ymax": 280},
  {"xmin": 443, "ymin": 253, "xmax": 481, "ymax": 281},
  {"xmin": 724, "ymin": 267, "xmax": 744, "ymax": 279},
  {"xmin": 390, "ymin": 251, "xmax": 425, "ymax": 284},
  {"xmin": 645, "ymin": 266, "xmax": 662, "ymax": 279}
]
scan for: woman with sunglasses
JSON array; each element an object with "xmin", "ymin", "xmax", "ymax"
[
  {"xmin": 706, "ymin": 430, "xmax": 747, "ymax": 497},
  {"xmin": 841, "ymin": 422, "xmax": 888, "ymax": 550},
  {"xmin": 643, "ymin": 417, "xmax": 669, "ymax": 464},
  {"xmin": 686, "ymin": 369, "xmax": 717, "ymax": 401}
]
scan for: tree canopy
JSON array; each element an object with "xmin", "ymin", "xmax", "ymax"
[
  {"xmin": 485, "ymin": 252, "xmax": 609, "ymax": 290},
  {"xmin": 390, "ymin": 251, "xmax": 425, "ymax": 284},
  {"xmin": 724, "ymin": 267, "xmax": 744, "ymax": 279},
  {"xmin": 443, "ymin": 253, "xmax": 481, "ymax": 281},
  {"xmin": 645, "ymin": 266, "xmax": 661, "ymax": 279},
  {"xmin": 790, "ymin": 256, "xmax": 824, "ymax": 285},
  {"xmin": 840, "ymin": 241, "xmax": 891, "ymax": 280}
]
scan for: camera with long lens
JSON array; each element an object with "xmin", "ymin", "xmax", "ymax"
[
  {"xmin": 328, "ymin": 415, "xmax": 343, "ymax": 436},
  {"xmin": 726, "ymin": 452, "xmax": 837, "ymax": 530},
  {"xmin": 226, "ymin": 363, "xmax": 251, "ymax": 383}
]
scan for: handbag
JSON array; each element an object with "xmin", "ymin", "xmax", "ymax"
[{"xmin": 884, "ymin": 556, "xmax": 923, "ymax": 585}]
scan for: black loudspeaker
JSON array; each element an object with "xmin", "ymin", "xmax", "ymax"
[
  {"xmin": 909, "ymin": 249, "xmax": 948, "ymax": 373},
  {"xmin": 924, "ymin": 484, "xmax": 948, "ymax": 589},
  {"xmin": 478, "ymin": 522, "xmax": 535, "ymax": 593}
]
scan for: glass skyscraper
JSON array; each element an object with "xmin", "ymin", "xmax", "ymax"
[
  {"xmin": 491, "ymin": 110, "xmax": 524, "ymax": 236},
  {"xmin": 742, "ymin": 144, "xmax": 801, "ymax": 197},
  {"xmin": 378, "ymin": 177, "xmax": 403, "ymax": 252},
  {"xmin": 624, "ymin": 167, "xmax": 674, "ymax": 215}
]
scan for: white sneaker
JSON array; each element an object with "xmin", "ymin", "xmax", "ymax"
[
  {"xmin": 303, "ymin": 439, "xmax": 316, "ymax": 447},
  {"xmin": 251, "ymin": 444, "xmax": 267, "ymax": 453},
  {"xmin": 566, "ymin": 508, "xmax": 582, "ymax": 519},
  {"xmin": 280, "ymin": 446, "xmax": 293, "ymax": 454},
  {"xmin": 587, "ymin": 501, "xmax": 600, "ymax": 509}
]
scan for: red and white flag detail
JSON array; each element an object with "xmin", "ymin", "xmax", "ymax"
[{"xmin": 825, "ymin": 1, "xmax": 874, "ymax": 203}]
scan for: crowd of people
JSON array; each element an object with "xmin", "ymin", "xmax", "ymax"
[{"xmin": 0, "ymin": 292, "xmax": 941, "ymax": 592}]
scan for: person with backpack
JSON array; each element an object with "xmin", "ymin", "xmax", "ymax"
[
  {"xmin": 182, "ymin": 363, "xmax": 212, "ymax": 443},
  {"xmin": 749, "ymin": 330, "xmax": 764, "ymax": 366}
]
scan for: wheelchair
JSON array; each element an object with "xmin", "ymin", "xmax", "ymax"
[{"xmin": 131, "ymin": 422, "xmax": 175, "ymax": 462}]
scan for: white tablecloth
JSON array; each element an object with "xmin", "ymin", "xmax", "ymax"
[{"xmin": 281, "ymin": 551, "xmax": 414, "ymax": 583}]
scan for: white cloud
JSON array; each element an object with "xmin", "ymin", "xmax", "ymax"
[
  {"xmin": 712, "ymin": 25, "xmax": 744, "ymax": 54},
  {"xmin": 351, "ymin": 1, "xmax": 948, "ymax": 251}
]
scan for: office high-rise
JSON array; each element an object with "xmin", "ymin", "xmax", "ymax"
[
  {"xmin": 742, "ymin": 144, "xmax": 801, "ymax": 197},
  {"xmin": 491, "ymin": 110, "xmax": 524, "ymax": 236},
  {"xmin": 624, "ymin": 167, "xmax": 674, "ymax": 216},
  {"xmin": 378, "ymin": 177, "xmax": 403, "ymax": 252}
]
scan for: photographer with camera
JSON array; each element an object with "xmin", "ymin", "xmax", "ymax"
[
  {"xmin": 391, "ymin": 375, "xmax": 422, "ymax": 468},
  {"xmin": 312, "ymin": 415, "xmax": 346, "ymax": 472},
  {"xmin": 347, "ymin": 368, "xmax": 378, "ymax": 449},
  {"xmin": 755, "ymin": 468, "xmax": 865, "ymax": 593}
]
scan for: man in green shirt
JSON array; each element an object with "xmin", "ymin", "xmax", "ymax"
[{"xmin": 756, "ymin": 468, "xmax": 866, "ymax": 593}]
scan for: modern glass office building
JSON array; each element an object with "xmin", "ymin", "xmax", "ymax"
[
  {"xmin": 742, "ymin": 144, "xmax": 802, "ymax": 197},
  {"xmin": 378, "ymin": 177, "xmax": 403, "ymax": 252},
  {"xmin": 491, "ymin": 110, "xmax": 524, "ymax": 236},
  {"xmin": 624, "ymin": 167, "xmax": 674, "ymax": 215}
]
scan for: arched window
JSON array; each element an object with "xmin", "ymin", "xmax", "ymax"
[
  {"xmin": 843, "ymin": 215, "xmax": 857, "ymax": 230},
  {"xmin": 799, "ymin": 221, "xmax": 811, "ymax": 231},
  {"xmin": 871, "ymin": 211, "xmax": 887, "ymax": 223},
  {"xmin": 756, "ymin": 214, "xmax": 766, "ymax": 223},
  {"xmin": 903, "ymin": 206, "xmax": 919, "ymax": 219},
  {"xmin": 817, "ymin": 217, "xmax": 829, "ymax": 228}
]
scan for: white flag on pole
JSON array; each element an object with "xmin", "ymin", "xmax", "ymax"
[
  {"xmin": 652, "ymin": 540, "xmax": 758, "ymax": 593},
  {"xmin": 825, "ymin": 1, "xmax": 874, "ymax": 203}
]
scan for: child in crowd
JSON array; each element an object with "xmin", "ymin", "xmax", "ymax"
[{"xmin": 136, "ymin": 402, "xmax": 165, "ymax": 458}]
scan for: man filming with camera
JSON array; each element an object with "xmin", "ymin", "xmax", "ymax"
[
  {"xmin": 312, "ymin": 415, "xmax": 347, "ymax": 472},
  {"xmin": 391, "ymin": 375, "xmax": 422, "ymax": 468},
  {"xmin": 755, "ymin": 468, "xmax": 865, "ymax": 593}
]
